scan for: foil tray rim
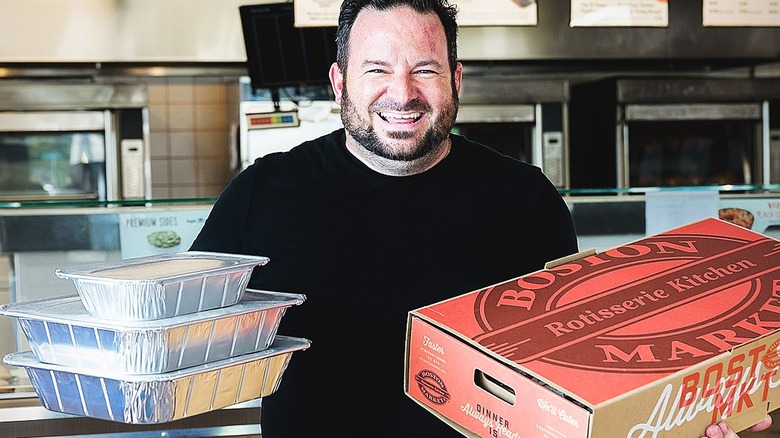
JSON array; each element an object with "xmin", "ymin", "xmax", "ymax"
[
  {"xmin": 0, "ymin": 289, "xmax": 306, "ymax": 329},
  {"xmin": 3, "ymin": 335, "xmax": 311, "ymax": 381},
  {"xmin": 53, "ymin": 251, "xmax": 270, "ymax": 283}
]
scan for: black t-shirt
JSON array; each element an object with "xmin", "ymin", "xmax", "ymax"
[{"xmin": 190, "ymin": 129, "xmax": 578, "ymax": 437}]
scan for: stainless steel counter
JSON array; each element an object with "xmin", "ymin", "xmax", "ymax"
[
  {"xmin": 0, "ymin": 395, "xmax": 262, "ymax": 438},
  {"xmin": 0, "ymin": 201, "xmax": 215, "ymax": 253}
]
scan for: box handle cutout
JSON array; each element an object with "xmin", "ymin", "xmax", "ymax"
[{"xmin": 475, "ymin": 369, "xmax": 516, "ymax": 405}]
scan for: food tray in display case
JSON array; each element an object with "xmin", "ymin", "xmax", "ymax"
[
  {"xmin": 54, "ymin": 251, "xmax": 270, "ymax": 321},
  {"xmin": 0, "ymin": 289, "xmax": 305, "ymax": 374},
  {"xmin": 4, "ymin": 336, "xmax": 310, "ymax": 424}
]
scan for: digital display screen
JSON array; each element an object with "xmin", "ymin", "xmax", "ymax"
[{"xmin": 239, "ymin": 2, "xmax": 337, "ymax": 91}]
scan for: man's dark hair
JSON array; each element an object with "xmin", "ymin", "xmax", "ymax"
[{"xmin": 335, "ymin": 0, "xmax": 459, "ymax": 75}]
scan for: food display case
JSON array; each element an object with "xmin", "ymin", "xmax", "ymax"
[{"xmin": 569, "ymin": 77, "xmax": 780, "ymax": 191}]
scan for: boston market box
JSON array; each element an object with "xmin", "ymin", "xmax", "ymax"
[{"xmin": 405, "ymin": 217, "xmax": 780, "ymax": 438}]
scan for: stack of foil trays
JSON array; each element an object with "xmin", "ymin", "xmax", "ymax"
[{"xmin": 1, "ymin": 251, "xmax": 310, "ymax": 424}]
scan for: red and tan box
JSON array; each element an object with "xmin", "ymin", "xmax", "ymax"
[{"xmin": 405, "ymin": 217, "xmax": 780, "ymax": 437}]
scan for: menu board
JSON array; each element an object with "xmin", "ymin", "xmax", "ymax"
[
  {"xmin": 452, "ymin": 0, "xmax": 537, "ymax": 26},
  {"xmin": 294, "ymin": 0, "xmax": 537, "ymax": 27},
  {"xmin": 703, "ymin": 0, "xmax": 780, "ymax": 27},
  {"xmin": 570, "ymin": 0, "xmax": 669, "ymax": 27},
  {"xmin": 294, "ymin": 0, "xmax": 340, "ymax": 27}
]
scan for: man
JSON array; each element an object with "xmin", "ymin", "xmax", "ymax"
[{"xmin": 191, "ymin": 0, "xmax": 771, "ymax": 436}]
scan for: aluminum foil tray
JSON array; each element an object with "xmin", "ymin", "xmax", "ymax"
[
  {"xmin": 54, "ymin": 251, "xmax": 270, "ymax": 321},
  {"xmin": 4, "ymin": 335, "xmax": 310, "ymax": 424},
  {"xmin": 0, "ymin": 289, "xmax": 305, "ymax": 374}
]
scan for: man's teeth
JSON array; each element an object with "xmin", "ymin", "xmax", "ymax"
[{"xmin": 379, "ymin": 112, "xmax": 422, "ymax": 121}]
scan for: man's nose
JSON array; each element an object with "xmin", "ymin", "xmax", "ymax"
[{"xmin": 385, "ymin": 74, "xmax": 418, "ymax": 103}]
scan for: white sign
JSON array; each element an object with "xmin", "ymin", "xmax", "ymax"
[
  {"xmin": 294, "ymin": 0, "xmax": 340, "ymax": 27},
  {"xmin": 717, "ymin": 198, "xmax": 780, "ymax": 235},
  {"xmin": 294, "ymin": 0, "xmax": 538, "ymax": 27},
  {"xmin": 703, "ymin": 0, "xmax": 780, "ymax": 27},
  {"xmin": 645, "ymin": 190, "xmax": 719, "ymax": 235},
  {"xmin": 571, "ymin": 0, "xmax": 669, "ymax": 27},
  {"xmin": 454, "ymin": 0, "xmax": 537, "ymax": 26},
  {"xmin": 119, "ymin": 209, "xmax": 210, "ymax": 259}
]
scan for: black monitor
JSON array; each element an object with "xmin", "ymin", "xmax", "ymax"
[{"xmin": 239, "ymin": 2, "xmax": 337, "ymax": 93}]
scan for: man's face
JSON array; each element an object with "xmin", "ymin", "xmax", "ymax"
[{"xmin": 329, "ymin": 5, "xmax": 462, "ymax": 161}]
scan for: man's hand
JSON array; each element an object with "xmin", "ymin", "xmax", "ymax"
[{"xmin": 701, "ymin": 415, "xmax": 773, "ymax": 438}]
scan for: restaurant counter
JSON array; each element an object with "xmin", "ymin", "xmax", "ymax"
[
  {"xmin": 0, "ymin": 394, "xmax": 262, "ymax": 438},
  {"xmin": 0, "ymin": 192, "xmax": 779, "ymax": 436}
]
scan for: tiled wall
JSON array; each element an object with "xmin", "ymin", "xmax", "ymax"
[
  {"xmin": 145, "ymin": 76, "xmax": 242, "ymax": 199},
  {"xmin": 0, "ymin": 75, "xmax": 243, "ymax": 359}
]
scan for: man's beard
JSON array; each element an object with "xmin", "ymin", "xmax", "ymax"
[{"xmin": 340, "ymin": 82, "xmax": 458, "ymax": 161}]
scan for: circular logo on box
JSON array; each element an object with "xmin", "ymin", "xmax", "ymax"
[
  {"xmin": 415, "ymin": 369, "xmax": 450, "ymax": 405},
  {"xmin": 472, "ymin": 234, "xmax": 777, "ymax": 373},
  {"xmin": 762, "ymin": 339, "xmax": 780, "ymax": 369}
]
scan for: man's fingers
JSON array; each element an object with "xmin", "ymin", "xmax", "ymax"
[
  {"xmin": 745, "ymin": 414, "xmax": 773, "ymax": 432},
  {"xmin": 703, "ymin": 415, "xmax": 773, "ymax": 438}
]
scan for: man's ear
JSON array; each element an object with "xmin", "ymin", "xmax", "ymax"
[
  {"xmin": 454, "ymin": 61, "xmax": 463, "ymax": 97},
  {"xmin": 329, "ymin": 62, "xmax": 344, "ymax": 105}
]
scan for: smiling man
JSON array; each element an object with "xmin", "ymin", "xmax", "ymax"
[
  {"xmin": 189, "ymin": 1, "xmax": 780, "ymax": 437},
  {"xmin": 191, "ymin": 0, "xmax": 579, "ymax": 436},
  {"xmin": 332, "ymin": 4, "xmax": 459, "ymax": 176}
]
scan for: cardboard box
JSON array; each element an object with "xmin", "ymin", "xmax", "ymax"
[{"xmin": 405, "ymin": 217, "xmax": 780, "ymax": 437}]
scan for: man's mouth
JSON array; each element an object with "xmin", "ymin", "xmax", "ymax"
[{"xmin": 378, "ymin": 112, "xmax": 423, "ymax": 123}]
